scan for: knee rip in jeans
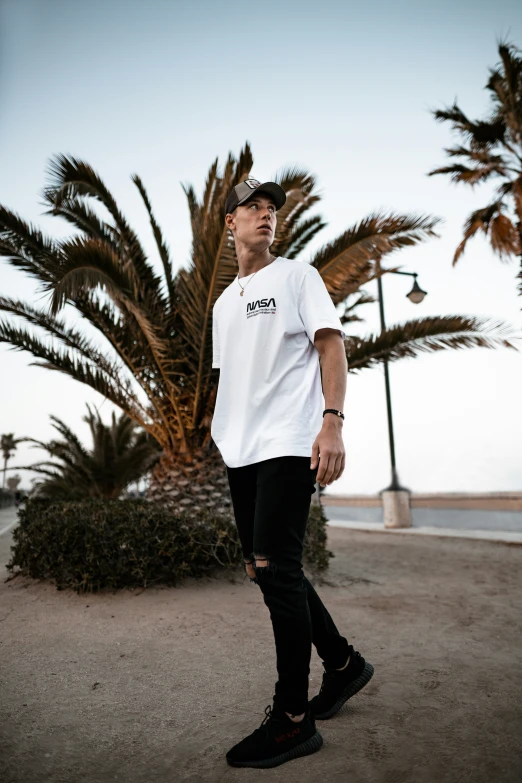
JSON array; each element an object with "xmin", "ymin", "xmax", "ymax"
[
  {"xmin": 253, "ymin": 553, "xmax": 276, "ymax": 578},
  {"xmin": 243, "ymin": 558, "xmax": 257, "ymax": 582},
  {"xmin": 244, "ymin": 554, "xmax": 276, "ymax": 583}
]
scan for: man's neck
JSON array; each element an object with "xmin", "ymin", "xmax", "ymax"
[{"xmin": 236, "ymin": 247, "xmax": 275, "ymax": 279}]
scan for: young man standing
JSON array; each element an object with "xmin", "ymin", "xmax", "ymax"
[{"xmin": 211, "ymin": 178, "xmax": 374, "ymax": 769}]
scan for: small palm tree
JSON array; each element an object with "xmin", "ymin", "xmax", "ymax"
[
  {"xmin": 429, "ymin": 40, "xmax": 522, "ymax": 300},
  {"xmin": 12, "ymin": 405, "xmax": 161, "ymax": 500},
  {"xmin": 1, "ymin": 433, "xmax": 27, "ymax": 489},
  {"xmin": 0, "ymin": 144, "xmax": 516, "ymax": 511},
  {"xmin": 6, "ymin": 475, "xmax": 21, "ymax": 492}
]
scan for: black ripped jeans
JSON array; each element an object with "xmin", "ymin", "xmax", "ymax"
[{"xmin": 226, "ymin": 455, "xmax": 351, "ymax": 715}]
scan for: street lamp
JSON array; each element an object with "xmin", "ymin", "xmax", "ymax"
[
  {"xmin": 405, "ymin": 275, "xmax": 428, "ymax": 304},
  {"xmin": 377, "ymin": 270, "xmax": 428, "ymax": 527}
]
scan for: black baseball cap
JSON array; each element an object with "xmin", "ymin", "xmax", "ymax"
[{"xmin": 225, "ymin": 178, "xmax": 286, "ymax": 215}]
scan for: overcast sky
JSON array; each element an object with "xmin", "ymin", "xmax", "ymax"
[{"xmin": 1, "ymin": 0, "xmax": 521, "ymax": 495}]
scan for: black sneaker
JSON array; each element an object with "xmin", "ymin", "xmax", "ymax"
[
  {"xmin": 309, "ymin": 645, "xmax": 374, "ymax": 720},
  {"xmin": 226, "ymin": 703, "xmax": 323, "ymax": 768}
]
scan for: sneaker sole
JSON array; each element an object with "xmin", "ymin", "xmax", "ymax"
[
  {"xmin": 226, "ymin": 729, "xmax": 323, "ymax": 769},
  {"xmin": 313, "ymin": 661, "xmax": 374, "ymax": 720}
]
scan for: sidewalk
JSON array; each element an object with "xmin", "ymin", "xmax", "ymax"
[
  {"xmin": 323, "ymin": 504, "xmax": 522, "ymax": 544},
  {"xmin": 0, "ymin": 505, "xmax": 18, "ymax": 534},
  {"xmin": 1, "ymin": 525, "xmax": 521, "ymax": 782}
]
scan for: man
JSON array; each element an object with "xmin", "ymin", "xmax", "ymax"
[{"xmin": 211, "ymin": 178, "xmax": 374, "ymax": 769}]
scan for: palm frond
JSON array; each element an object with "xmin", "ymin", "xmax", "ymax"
[
  {"xmin": 0, "ymin": 320, "xmax": 149, "ymax": 425},
  {"xmin": 201, "ymin": 158, "xmax": 220, "ymax": 232},
  {"xmin": 340, "ymin": 291, "xmax": 377, "ymax": 326},
  {"xmin": 271, "ymin": 168, "xmax": 322, "ymax": 256},
  {"xmin": 43, "ymin": 154, "xmax": 136, "ymax": 239},
  {"xmin": 453, "ymin": 201, "xmax": 520, "ymax": 265},
  {"xmin": 46, "ymin": 238, "xmax": 182, "ymax": 403},
  {"xmin": 132, "ymin": 174, "xmax": 176, "ymax": 307},
  {"xmin": 496, "ymin": 176, "xmax": 522, "ymax": 216},
  {"xmin": 48, "ymin": 236, "xmax": 143, "ymax": 313},
  {"xmin": 428, "ymin": 162, "xmax": 507, "ymax": 185},
  {"xmin": 346, "ymin": 315, "xmax": 519, "ymax": 372},
  {"xmin": 183, "ymin": 183, "xmax": 200, "ymax": 240},
  {"xmin": 49, "ymin": 414, "xmax": 94, "ymax": 466},
  {"xmin": 489, "ymin": 213, "xmax": 521, "ymax": 260},
  {"xmin": 444, "ymin": 146, "xmax": 508, "ymax": 167},
  {"xmin": 283, "ymin": 215, "xmax": 327, "ymax": 259},
  {"xmin": 310, "ymin": 211, "xmax": 441, "ymax": 305},
  {"xmin": 43, "ymin": 154, "xmax": 165, "ymax": 301},
  {"xmin": 0, "ymin": 206, "xmax": 63, "ymax": 284},
  {"xmin": 432, "ymin": 102, "xmax": 506, "ymax": 147},
  {"xmin": 486, "ymin": 42, "xmax": 522, "ymax": 145},
  {"xmin": 0, "ymin": 295, "xmax": 133, "ymax": 388},
  {"xmin": 9, "ymin": 464, "xmax": 70, "ymax": 481},
  {"xmin": 72, "ymin": 291, "xmax": 167, "ymax": 395},
  {"xmin": 42, "ymin": 195, "xmax": 119, "ymax": 246}
]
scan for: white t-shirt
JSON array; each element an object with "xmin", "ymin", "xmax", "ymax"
[{"xmin": 211, "ymin": 256, "xmax": 346, "ymax": 468}]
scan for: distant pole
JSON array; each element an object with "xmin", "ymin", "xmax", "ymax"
[
  {"xmin": 376, "ymin": 270, "xmax": 427, "ymax": 528},
  {"xmin": 377, "ymin": 275, "xmax": 403, "ymax": 491}
]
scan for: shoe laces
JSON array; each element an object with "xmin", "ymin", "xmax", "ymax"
[
  {"xmin": 319, "ymin": 648, "xmax": 361, "ymax": 695},
  {"xmin": 318, "ymin": 669, "xmax": 338, "ymax": 696},
  {"xmin": 253, "ymin": 704, "xmax": 276, "ymax": 737},
  {"xmin": 261, "ymin": 704, "xmax": 273, "ymax": 726}
]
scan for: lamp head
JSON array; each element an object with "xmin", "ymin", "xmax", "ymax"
[{"xmin": 406, "ymin": 277, "xmax": 427, "ymax": 304}]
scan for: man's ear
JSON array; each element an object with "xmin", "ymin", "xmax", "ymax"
[{"xmin": 225, "ymin": 213, "xmax": 235, "ymax": 231}]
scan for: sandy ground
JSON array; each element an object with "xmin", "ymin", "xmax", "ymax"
[{"xmin": 1, "ymin": 520, "xmax": 522, "ymax": 783}]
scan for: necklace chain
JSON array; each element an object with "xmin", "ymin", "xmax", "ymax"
[{"xmin": 237, "ymin": 256, "xmax": 275, "ymax": 296}]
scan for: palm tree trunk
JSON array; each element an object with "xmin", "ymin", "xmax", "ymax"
[{"xmin": 147, "ymin": 446, "xmax": 233, "ymax": 515}]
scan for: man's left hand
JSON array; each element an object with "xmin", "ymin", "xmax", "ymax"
[{"xmin": 310, "ymin": 419, "xmax": 345, "ymax": 487}]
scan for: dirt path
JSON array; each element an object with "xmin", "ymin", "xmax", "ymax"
[{"xmin": 1, "ymin": 528, "xmax": 521, "ymax": 783}]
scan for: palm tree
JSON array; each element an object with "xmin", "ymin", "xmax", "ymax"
[
  {"xmin": 1, "ymin": 433, "xmax": 27, "ymax": 489},
  {"xmin": 10, "ymin": 404, "xmax": 161, "ymax": 500},
  {"xmin": 6, "ymin": 475, "xmax": 21, "ymax": 492},
  {"xmin": 428, "ymin": 40, "xmax": 522, "ymax": 301},
  {"xmin": 0, "ymin": 144, "xmax": 517, "ymax": 511}
]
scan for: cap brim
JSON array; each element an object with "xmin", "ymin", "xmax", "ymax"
[{"xmin": 236, "ymin": 181, "xmax": 286, "ymax": 211}]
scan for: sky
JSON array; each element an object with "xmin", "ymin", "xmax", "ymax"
[{"xmin": 0, "ymin": 0, "xmax": 521, "ymax": 495}]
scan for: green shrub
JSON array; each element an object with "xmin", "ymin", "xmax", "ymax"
[
  {"xmin": 7, "ymin": 498, "xmax": 331, "ymax": 593},
  {"xmin": 305, "ymin": 501, "xmax": 333, "ymax": 571}
]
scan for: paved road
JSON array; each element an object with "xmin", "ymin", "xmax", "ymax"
[
  {"xmin": 0, "ymin": 507, "xmax": 18, "ymax": 579},
  {"xmin": 0, "ymin": 506, "xmax": 18, "ymax": 530}
]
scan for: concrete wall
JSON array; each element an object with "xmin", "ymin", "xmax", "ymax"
[{"xmin": 322, "ymin": 493, "xmax": 522, "ymax": 511}]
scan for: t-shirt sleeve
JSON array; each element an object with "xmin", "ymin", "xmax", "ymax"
[
  {"xmin": 298, "ymin": 266, "xmax": 346, "ymax": 344},
  {"xmin": 212, "ymin": 306, "xmax": 220, "ymax": 369}
]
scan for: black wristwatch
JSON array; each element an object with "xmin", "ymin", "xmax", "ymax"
[{"xmin": 323, "ymin": 409, "xmax": 345, "ymax": 420}]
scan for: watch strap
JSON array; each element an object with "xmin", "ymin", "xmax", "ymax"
[{"xmin": 323, "ymin": 408, "xmax": 345, "ymax": 420}]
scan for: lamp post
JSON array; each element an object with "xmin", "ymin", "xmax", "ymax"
[{"xmin": 377, "ymin": 270, "xmax": 427, "ymax": 528}]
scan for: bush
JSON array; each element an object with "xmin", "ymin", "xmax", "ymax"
[
  {"xmin": 305, "ymin": 501, "xmax": 333, "ymax": 571},
  {"xmin": 6, "ymin": 498, "xmax": 331, "ymax": 593}
]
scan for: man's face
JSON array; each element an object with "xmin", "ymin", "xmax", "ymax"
[{"xmin": 225, "ymin": 193, "xmax": 277, "ymax": 249}]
